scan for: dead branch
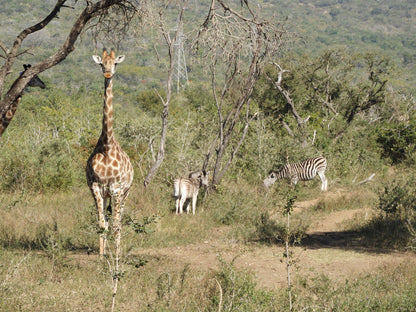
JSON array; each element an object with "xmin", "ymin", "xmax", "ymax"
[
  {"xmin": 358, "ymin": 173, "xmax": 375, "ymax": 185},
  {"xmin": 279, "ymin": 114, "xmax": 294, "ymax": 137},
  {"xmin": 0, "ymin": 0, "xmax": 68, "ymax": 97},
  {"xmin": 268, "ymin": 62, "xmax": 310, "ymax": 127},
  {"xmin": 214, "ymin": 278, "xmax": 223, "ymax": 312}
]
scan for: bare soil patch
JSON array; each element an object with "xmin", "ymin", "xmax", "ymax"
[{"xmin": 134, "ymin": 190, "xmax": 416, "ymax": 289}]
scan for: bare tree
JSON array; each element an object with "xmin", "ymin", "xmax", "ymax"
[
  {"xmin": 195, "ymin": 0, "xmax": 288, "ymax": 187},
  {"xmin": 266, "ymin": 62, "xmax": 310, "ymax": 145},
  {"xmin": 142, "ymin": 1, "xmax": 188, "ymax": 187},
  {"xmin": 0, "ymin": 0, "xmax": 138, "ymax": 138}
]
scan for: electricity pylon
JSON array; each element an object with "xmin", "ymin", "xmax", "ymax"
[{"xmin": 172, "ymin": 22, "xmax": 189, "ymax": 93}]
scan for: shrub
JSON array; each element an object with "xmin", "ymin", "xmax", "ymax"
[
  {"xmin": 136, "ymin": 89, "xmax": 165, "ymax": 116},
  {"xmin": 370, "ymin": 176, "xmax": 416, "ymax": 249},
  {"xmin": 377, "ymin": 120, "xmax": 416, "ymax": 164},
  {"xmin": 378, "ymin": 176, "xmax": 416, "ymax": 217}
]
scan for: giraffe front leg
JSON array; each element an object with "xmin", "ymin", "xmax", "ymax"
[
  {"xmin": 111, "ymin": 188, "xmax": 125, "ymax": 258},
  {"xmin": 91, "ymin": 184, "xmax": 108, "ymax": 256}
]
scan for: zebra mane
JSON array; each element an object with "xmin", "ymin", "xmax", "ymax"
[{"xmin": 271, "ymin": 163, "xmax": 285, "ymax": 172}]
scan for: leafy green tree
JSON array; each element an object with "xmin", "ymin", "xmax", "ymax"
[
  {"xmin": 343, "ymin": 53, "xmax": 391, "ymax": 123},
  {"xmin": 256, "ymin": 50, "xmax": 393, "ymax": 142}
]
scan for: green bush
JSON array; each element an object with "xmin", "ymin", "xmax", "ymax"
[
  {"xmin": 253, "ymin": 211, "xmax": 284, "ymax": 244},
  {"xmin": 37, "ymin": 141, "xmax": 80, "ymax": 190},
  {"xmin": 362, "ymin": 176, "xmax": 416, "ymax": 249},
  {"xmin": 378, "ymin": 176, "xmax": 416, "ymax": 216},
  {"xmin": 136, "ymin": 89, "xmax": 165, "ymax": 116},
  {"xmin": 377, "ymin": 120, "xmax": 416, "ymax": 164}
]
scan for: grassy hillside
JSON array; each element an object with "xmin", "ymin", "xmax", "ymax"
[
  {"xmin": 1, "ymin": 0, "xmax": 415, "ymax": 92},
  {"xmin": 282, "ymin": 0, "xmax": 416, "ymax": 92}
]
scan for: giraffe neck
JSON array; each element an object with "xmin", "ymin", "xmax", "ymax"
[
  {"xmin": 100, "ymin": 77, "xmax": 115, "ymax": 146},
  {"xmin": 0, "ymin": 67, "xmax": 45, "ymax": 138},
  {"xmin": 0, "ymin": 96, "xmax": 22, "ymax": 137}
]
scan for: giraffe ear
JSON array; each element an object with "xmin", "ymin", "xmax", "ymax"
[
  {"xmin": 92, "ymin": 55, "xmax": 102, "ymax": 64},
  {"xmin": 115, "ymin": 55, "xmax": 125, "ymax": 64}
]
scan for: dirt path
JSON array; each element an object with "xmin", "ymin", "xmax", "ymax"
[{"xmin": 135, "ymin": 191, "xmax": 416, "ymax": 289}]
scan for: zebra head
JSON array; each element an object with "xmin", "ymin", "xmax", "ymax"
[
  {"xmin": 199, "ymin": 170, "xmax": 209, "ymax": 188},
  {"xmin": 263, "ymin": 170, "xmax": 279, "ymax": 188},
  {"xmin": 189, "ymin": 170, "xmax": 209, "ymax": 188}
]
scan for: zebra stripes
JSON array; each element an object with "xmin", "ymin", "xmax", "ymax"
[
  {"xmin": 173, "ymin": 170, "xmax": 209, "ymax": 214},
  {"xmin": 263, "ymin": 156, "xmax": 328, "ymax": 191}
]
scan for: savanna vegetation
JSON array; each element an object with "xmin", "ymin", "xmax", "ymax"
[{"xmin": 1, "ymin": 0, "xmax": 416, "ymax": 311}]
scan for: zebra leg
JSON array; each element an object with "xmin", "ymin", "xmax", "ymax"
[
  {"xmin": 318, "ymin": 171, "xmax": 327, "ymax": 191},
  {"xmin": 179, "ymin": 196, "xmax": 186, "ymax": 214},
  {"xmin": 291, "ymin": 177, "xmax": 299, "ymax": 189},
  {"xmin": 191, "ymin": 194, "xmax": 197, "ymax": 215},
  {"xmin": 175, "ymin": 197, "xmax": 180, "ymax": 214}
]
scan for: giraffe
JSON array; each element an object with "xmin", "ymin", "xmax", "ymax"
[
  {"xmin": 86, "ymin": 49, "xmax": 134, "ymax": 256},
  {"xmin": 0, "ymin": 64, "xmax": 46, "ymax": 137}
]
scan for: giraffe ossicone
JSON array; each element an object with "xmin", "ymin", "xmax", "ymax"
[
  {"xmin": 92, "ymin": 50, "xmax": 125, "ymax": 79},
  {"xmin": 86, "ymin": 49, "xmax": 134, "ymax": 256}
]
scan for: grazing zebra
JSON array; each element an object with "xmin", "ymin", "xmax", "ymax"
[
  {"xmin": 263, "ymin": 156, "xmax": 328, "ymax": 191},
  {"xmin": 173, "ymin": 170, "xmax": 209, "ymax": 214}
]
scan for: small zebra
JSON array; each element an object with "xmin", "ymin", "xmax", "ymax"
[
  {"xmin": 263, "ymin": 156, "xmax": 328, "ymax": 191},
  {"xmin": 173, "ymin": 170, "xmax": 209, "ymax": 214}
]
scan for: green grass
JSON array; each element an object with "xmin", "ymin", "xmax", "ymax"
[
  {"xmin": 310, "ymin": 189, "xmax": 378, "ymax": 214},
  {"xmin": 1, "ymin": 181, "xmax": 416, "ymax": 311},
  {"xmin": 1, "ymin": 245, "xmax": 416, "ymax": 311},
  {"xmin": 0, "ymin": 190, "xmax": 97, "ymax": 251},
  {"xmin": 295, "ymin": 264, "xmax": 416, "ymax": 311}
]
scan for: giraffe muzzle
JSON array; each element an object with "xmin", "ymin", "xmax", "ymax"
[{"xmin": 104, "ymin": 72, "xmax": 112, "ymax": 79}]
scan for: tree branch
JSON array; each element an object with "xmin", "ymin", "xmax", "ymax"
[
  {"xmin": 0, "ymin": 0, "xmax": 130, "ymax": 138},
  {"xmin": 0, "ymin": 0, "xmax": 68, "ymax": 97},
  {"xmin": 268, "ymin": 62, "xmax": 309, "ymax": 127}
]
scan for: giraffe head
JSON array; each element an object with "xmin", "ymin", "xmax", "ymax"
[
  {"xmin": 22, "ymin": 64, "xmax": 46, "ymax": 89},
  {"xmin": 92, "ymin": 49, "xmax": 125, "ymax": 79}
]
